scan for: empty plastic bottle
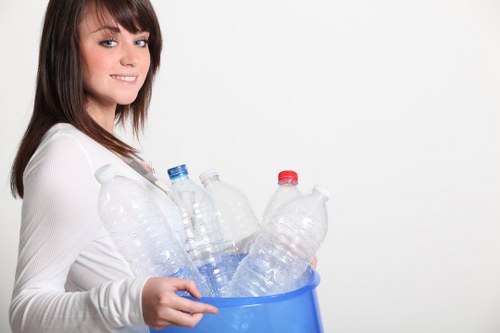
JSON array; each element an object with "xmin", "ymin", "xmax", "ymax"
[
  {"xmin": 167, "ymin": 164, "xmax": 232, "ymax": 296},
  {"xmin": 95, "ymin": 164, "xmax": 212, "ymax": 296},
  {"xmin": 262, "ymin": 170, "xmax": 302, "ymax": 224},
  {"xmin": 157, "ymin": 193, "xmax": 187, "ymax": 247},
  {"xmin": 225, "ymin": 184, "xmax": 330, "ymax": 297},
  {"xmin": 199, "ymin": 168, "xmax": 260, "ymax": 254}
]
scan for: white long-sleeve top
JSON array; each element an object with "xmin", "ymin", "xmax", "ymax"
[{"xmin": 10, "ymin": 123, "xmax": 166, "ymax": 333}]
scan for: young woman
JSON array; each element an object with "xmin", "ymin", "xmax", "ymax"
[{"xmin": 9, "ymin": 0, "xmax": 217, "ymax": 332}]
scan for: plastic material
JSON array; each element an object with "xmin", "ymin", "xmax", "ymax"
[
  {"xmin": 199, "ymin": 168, "xmax": 260, "ymax": 257},
  {"xmin": 95, "ymin": 164, "xmax": 211, "ymax": 296},
  {"xmin": 226, "ymin": 185, "xmax": 330, "ymax": 297},
  {"xmin": 150, "ymin": 269, "xmax": 323, "ymax": 333},
  {"xmin": 167, "ymin": 164, "xmax": 232, "ymax": 296},
  {"xmin": 262, "ymin": 170, "xmax": 302, "ymax": 224},
  {"xmin": 156, "ymin": 193, "xmax": 187, "ymax": 247}
]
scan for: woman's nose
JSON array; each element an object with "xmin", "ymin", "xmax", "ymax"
[{"xmin": 120, "ymin": 44, "xmax": 139, "ymax": 67}]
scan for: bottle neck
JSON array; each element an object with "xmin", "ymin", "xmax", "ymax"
[
  {"xmin": 278, "ymin": 179, "xmax": 298, "ymax": 186},
  {"xmin": 170, "ymin": 173, "xmax": 190, "ymax": 183},
  {"xmin": 312, "ymin": 190, "xmax": 330, "ymax": 203},
  {"xmin": 201, "ymin": 175, "xmax": 220, "ymax": 187}
]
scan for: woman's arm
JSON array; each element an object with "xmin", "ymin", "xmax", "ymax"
[{"xmin": 9, "ymin": 131, "xmax": 147, "ymax": 332}]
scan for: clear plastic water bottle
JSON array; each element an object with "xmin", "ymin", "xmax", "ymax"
[
  {"xmin": 167, "ymin": 164, "xmax": 232, "ymax": 296},
  {"xmin": 157, "ymin": 193, "xmax": 187, "ymax": 247},
  {"xmin": 199, "ymin": 168, "xmax": 260, "ymax": 254},
  {"xmin": 95, "ymin": 164, "xmax": 212, "ymax": 296},
  {"xmin": 225, "ymin": 184, "xmax": 330, "ymax": 297},
  {"xmin": 262, "ymin": 170, "xmax": 302, "ymax": 224}
]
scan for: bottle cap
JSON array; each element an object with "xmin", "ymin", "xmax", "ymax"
[
  {"xmin": 95, "ymin": 164, "xmax": 115, "ymax": 185},
  {"xmin": 278, "ymin": 170, "xmax": 298, "ymax": 182},
  {"xmin": 313, "ymin": 184, "xmax": 331, "ymax": 200},
  {"xmin": 167, "ymin": 164, "xmax": 188, "ymax": 180},
  {"xmin": 199, "ymin": 168, "xmax": 219, "ymax": 184}
]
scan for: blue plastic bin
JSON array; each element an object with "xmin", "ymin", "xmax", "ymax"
[{"xmin": 150, "ymin": 269, "xmax": 323, "ymax": 333}]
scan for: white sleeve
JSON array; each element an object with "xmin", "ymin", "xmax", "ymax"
[{"xmin": 9, "ymin": 132, "xmax": 149, "ymax": 333}]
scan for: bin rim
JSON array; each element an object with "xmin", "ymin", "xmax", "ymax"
[{"xmin": 187, "ymin": 269, "xmax": 321, "ymax": 308}]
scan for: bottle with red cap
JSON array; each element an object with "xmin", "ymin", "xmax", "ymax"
[
  {"xmin": 262, "ymin": 170, "xmax": 302, "ymax": 224},
  {"xmin": 225, "ymin": 184, "xmax": 331, "ymax": 297}
]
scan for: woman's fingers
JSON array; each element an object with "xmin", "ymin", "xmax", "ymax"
[
  {"xmin": 153, "ymin": 307, "xmax": 205, "ymax": 328},
  {"xmin": 173, "ymin": 294, "xmax": 218, "ymax": 315},
  {"xmin": 149, "ymin": 296, "xmax": 217, "ymax": 329},
  {"xmin": 311, "ymin": 256, "xmax": 318, "ymax": 269},
  {"xmin": 142, "ymin": 277, "xmax": 218, "ymax": 329},
  {"xmin": 170, "ymin": 278, "xmax": 202, "ymax": 298}
]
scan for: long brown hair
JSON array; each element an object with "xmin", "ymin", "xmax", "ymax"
[{"xmin": 10, "ymin": 0, "xmax": 163, "ymax": 198}]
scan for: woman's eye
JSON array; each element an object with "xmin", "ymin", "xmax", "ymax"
[
  {"xmin": 135, "ymin": 39, "xmax": 150, "ymax": 48},
  {"xmin": 100, "ymin": 39, "xmax": 118, "ymax": 47}
]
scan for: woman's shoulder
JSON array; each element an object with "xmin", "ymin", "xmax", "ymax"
[
  {"xmin": 26, "ymin": 123, "xmax": 156, "ymax": 187},
  {"xmin": 27, "ymin": 123, "xmax": 145, "ymax": 181},
  {"xmin": 36, "ymin": 123, "xmax": 110, "ymax": 155},
  {"xmin": 26, "ymin": 123, "xmax": 115, "ymax": 175},
  {"xmin": 43, "ymin": 122, "xmax": 94, "ymax": 144}
]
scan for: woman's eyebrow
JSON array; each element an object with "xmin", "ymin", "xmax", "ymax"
[
  {"xmin": 92, "ymin": 25, "xmax": 121, "ymax": 34},
  {"xmin": 92, "ymin": 25, "xmax": 148, "ymax": 34}
]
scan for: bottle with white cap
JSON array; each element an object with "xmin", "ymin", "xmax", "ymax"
[
  {"xmin": 199, "ymin": 168, "xmax": 261, "ymax": 275},
  {"xmin": 225, "ymin": 184, "xmax": 331, "ymax": 297},
  {"xmin": 262, "ymin": 170, "xmax": 302, "ymax": 224},
  {"xmin": 95, "ymin": 164, "xmax": 212, "ymax": 296}
]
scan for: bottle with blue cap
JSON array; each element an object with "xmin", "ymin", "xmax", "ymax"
[
  {"xmin": 167, "ymin": 164, "xmax": 232, "ymax": 296},
  {"xmin": 95, "ymin": 164, "xmax": 212, "ymax": 296},
  {"xmin": 225, "ymin": 184, "xmax": 331, "ymax": 297}
]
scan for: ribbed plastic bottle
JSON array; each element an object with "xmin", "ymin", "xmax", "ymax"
[
  {"xmin": 167, "ymin": 164, "xmax": 232, "ymax": 296},
  {"xmin": 262, "ymin": 170, "xmax": 302, "ymax": 224},
  {"xmin": 199, "ymin": 168, "xmax": 260, "ymax": 254},
  {"xmin": 225, "ymin": 184, "xmax": 330, "ymax": 297},
  {"xmin": 95, "ymin": 164, "xmax": 212, "ymax": 297},
  {"xmin": 199, "ymin": 168, "xmax": 261, "ymax": 275},
  {"xmin": 156, "ymin": 193, "xmax": 187, "ymax": 247}
]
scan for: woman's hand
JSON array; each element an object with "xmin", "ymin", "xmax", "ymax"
[
  {"xmin": 312, "ymin": 256, "xmax": 317, "ymax": 269},
  {"xmin": 142, "ymin": 277, "xmax": 218, "ymax": 330}
]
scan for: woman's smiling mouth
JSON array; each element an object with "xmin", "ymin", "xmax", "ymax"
[{"xmin": 111, "ymin": 75, "xmax": 138, "ymax": 83}]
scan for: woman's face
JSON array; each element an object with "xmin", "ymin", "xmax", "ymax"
[{"xmin": 79, "ymin": 9, "xmax": 151, "ymax": 113}]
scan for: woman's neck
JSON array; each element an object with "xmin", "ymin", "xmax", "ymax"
[{"xmin": 85, "ymin": 99, "xmax": 116, "ymax": 133}]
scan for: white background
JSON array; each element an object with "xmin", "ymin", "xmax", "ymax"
[{"xmin": 1, "ymin": 0, "xmax": 500, "ymax": 332}]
